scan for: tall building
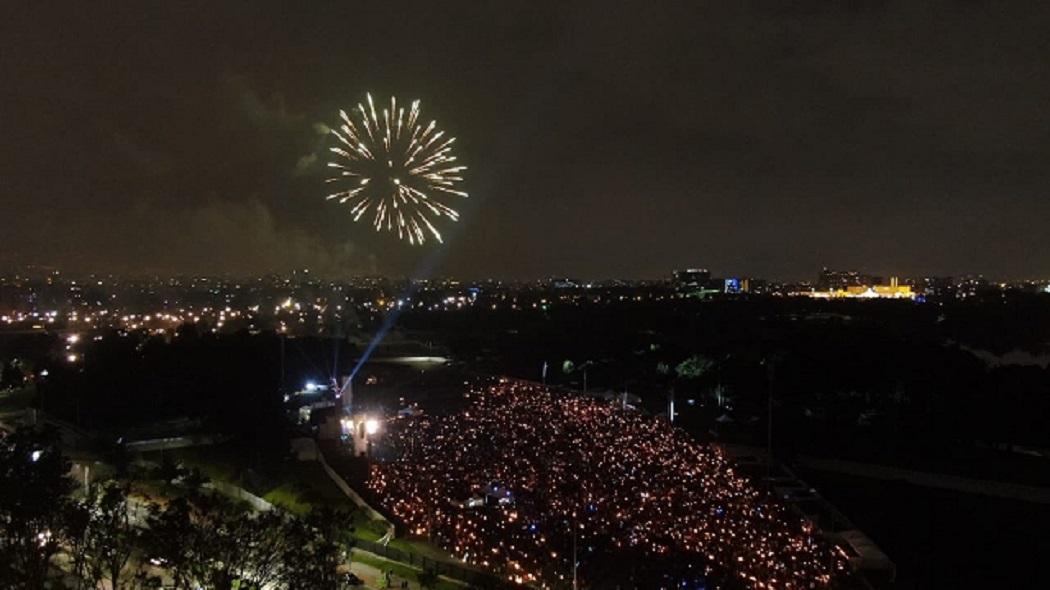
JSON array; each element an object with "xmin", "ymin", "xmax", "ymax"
[
  {"xmin": 818, "ymin": 268, "xmax": 863, "ymax": 290},
  {"xmin": 808, "ymin": 275, "xmax": 915, "ymax": 299},
  {"xmin": 906, "ymin": 276, "xmax": 952, "ymax": 297},
  {"xmin": 673, "ymin": 268, "xmax": 710, "ymax": 290}
]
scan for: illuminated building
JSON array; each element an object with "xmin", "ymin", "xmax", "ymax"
[
  {"xmin": 808, "ymin": 276, "xmax": 915, "ymax": 299},
  {"xmin": 672, "ymin": 268, "xmax": 710, "ymax": 290},
  {"xmin": 817, "ymin": 267, "xmax": 880, "ymax": 291}
]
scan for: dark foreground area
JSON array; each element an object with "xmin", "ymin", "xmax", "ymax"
[{"xmin": 801, "ymin": 469, "xmax": 1050, "ymax": 589}]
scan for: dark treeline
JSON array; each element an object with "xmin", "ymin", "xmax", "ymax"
[
  {"xmin": 4, "ymin": 326, "xmax": 365, "ymax": 444},
  {"xmin": 0, "ymin": 426, "xmax": 356, "ymax": 590},
  {"xmin": 33, "ymin": 328, "xmax": 297, "ymax": 449}
]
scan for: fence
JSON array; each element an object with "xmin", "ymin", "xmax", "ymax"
[
  {"xmin": 355, "ymin": 539, "xmax": 525, "ymax": 590},
  {"xmin": 314, "ymin": 440, "xmax": 392, "ymax": 527},
  {"xmin": 208, "ymin": 480, "xmax": 274, "ymax": 512}
]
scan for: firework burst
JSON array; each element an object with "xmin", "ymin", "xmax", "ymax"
[{"xmin": 325, "ymin": 93, "xmax": 467, "ymax": 245}]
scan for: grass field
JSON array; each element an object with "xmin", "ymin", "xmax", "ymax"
[
  {"xmin": 351, "ymin": 550, "xmax": 463, "ymax": 590},
  {"xmin": 143, "ymin": 442, "xmax": 458, "ymax": 569},
  {"xmin": 0, "ymin": 385, "xmax": 36, "ymax": 413}
]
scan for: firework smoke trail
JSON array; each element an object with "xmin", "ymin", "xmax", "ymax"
[{"xmin": 326, "ymin": 93, "xmax": 468, "ymax": 245}]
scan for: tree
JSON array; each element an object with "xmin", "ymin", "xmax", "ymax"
[
  {"xmin": 675, "ymin": 354, "xmax": 714, "ymax": 380},
  {"xmin": 214, "ymin": 506, "xmax": 294, "ymax": 589},
  {"xmin": 99, "ymin": 440, "xmax": 132, "ymax": 479},
  {"xmin": 81, "ymin": 482, "xmax": 138, "ymax": 590},
  {"xmin": 280, "ymin": 508, "xmax": 353, "ymax": 590},
  {"xmin": 0, "ymin": 359, "xmax": 30, "ymax": 390},
  {"xmin": 248, "ymin": 509, "xmax": 300, "ymax": 587},
  {"xmin": 0, "ymin": 426, "xmax": 74, "ymax": 589},
  {"xmin": 143, "ymin": 490, "xmax": 309, "ymax": 590},
  {"xmin": 61, "ymin": 500, "xmax": 97, "ymax": 590},
  {"xmin": 142, "ymin": 496, "xmax": 207, "ymax": 589}
]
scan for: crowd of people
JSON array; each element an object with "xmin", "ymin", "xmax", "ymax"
[{"xmin": 369, "ymin": 378, "xmax": 847, "ymax": 589}]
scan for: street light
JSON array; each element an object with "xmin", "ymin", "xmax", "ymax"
[{"xmin": 364, "ymin": 418, "xmax": 380, "ymax": 436}]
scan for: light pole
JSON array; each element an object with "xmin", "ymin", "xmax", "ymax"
[
  {"xmin": 358, "ymin": 416, "xmax": 379, "ymax": 458},
  {"xmin": 572, "ymin": 518, "xmax": 578, "ymax": 590},
  {"xmin": 765, "ymin": 357, "xmax": 775, "ymax": 477},
  {"xmin": 279, "ymin": 333, "xmax": 285, "ymax": 395}
]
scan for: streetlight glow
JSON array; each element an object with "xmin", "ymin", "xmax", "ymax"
[{"xmin": 365, "ymin": 418, "xmax": 380, "ymax": 435}]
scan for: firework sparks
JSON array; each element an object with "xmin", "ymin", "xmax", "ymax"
[{"xmin": 325, "ymin": 93, "xmax": 467, "ymax": 245}]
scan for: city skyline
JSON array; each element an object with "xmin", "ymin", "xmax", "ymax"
[{"xmin": 2, "ymin": 262, "xmax": 1049, "ymax": 285}]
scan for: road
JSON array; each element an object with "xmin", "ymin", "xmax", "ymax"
[{"xmin": 797, "ymin": 454, "xmax": 1050, "ymax": 504}]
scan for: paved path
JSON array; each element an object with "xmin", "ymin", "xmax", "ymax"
[
  {"xmin": 798, "ymin": 454, "xmax": 1050, "ymax": 504},
  {"xmin": 349, "ymin": 559, "xmax": 385, "ymax": 589},
  {"xmin": 350, "ymin": 548, "xmax": 474, "ymax": 589},
  {"xmin": 349, "ymin": 557, "xmax": 420, "ymax": 589}
]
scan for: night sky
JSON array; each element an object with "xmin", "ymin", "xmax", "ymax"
[{"xmin": 3, "ymin": 1, "xmax": 1050, "ymax": 280}]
